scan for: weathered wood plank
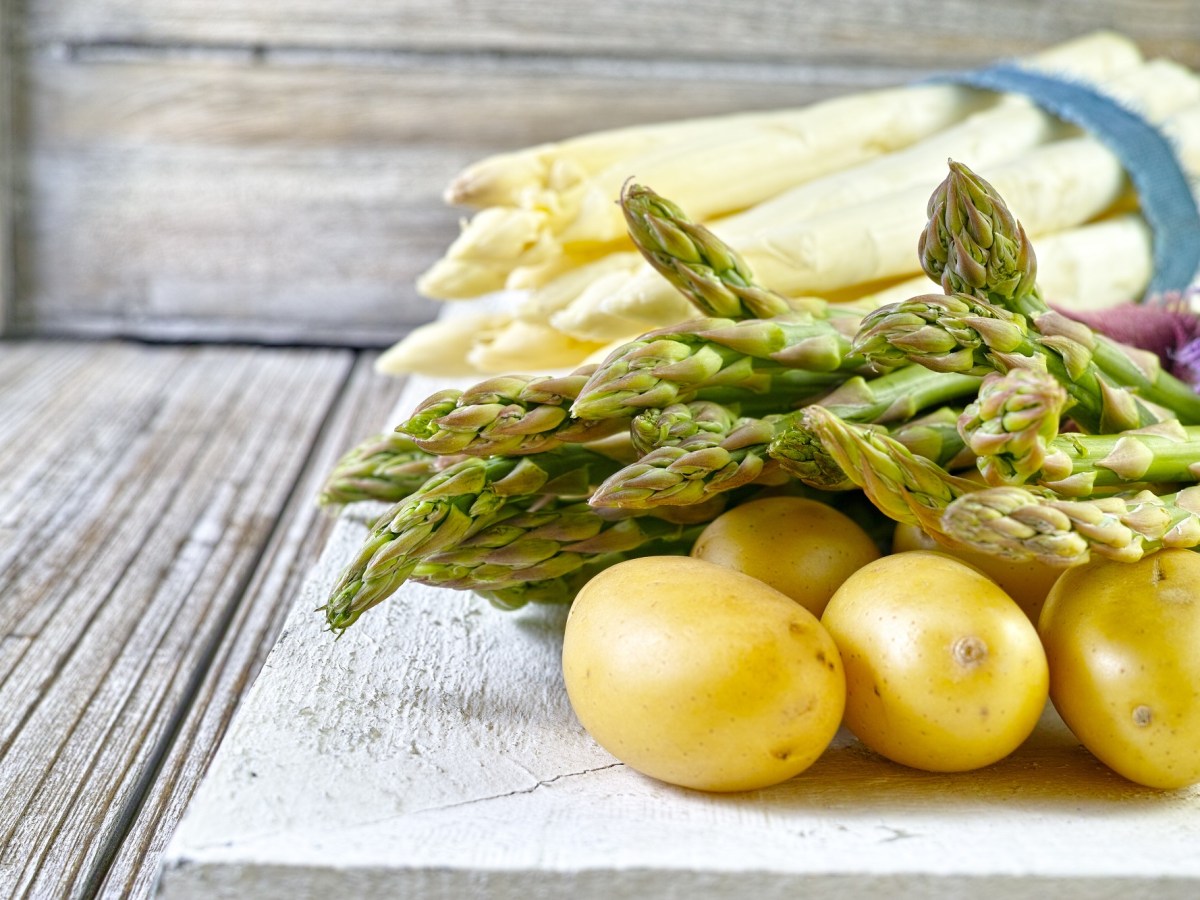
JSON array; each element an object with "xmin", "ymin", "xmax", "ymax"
[
  {"xmin": 0, "ymin": 344, "xmax": 193, "ymax": 594},
  {"xmin": 13, "ymin": 55, "xmax": 855, "ymax": 343},
  {"xmin": 0, "ymin": 635, "xmax": 30, "ymax": 685},
  {"xmin": 0, "ymin": 341, "xmax": 355, "ymax": 899},
  {"xmin": 96, "ymin": 353, "xmax": 405, "ymax": 900},
  {"xmin": 23, "ymin": 1, "xmax": 1200, "ymax": 71}
]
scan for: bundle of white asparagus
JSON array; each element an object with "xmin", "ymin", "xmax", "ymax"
[{"xmin": 380, "ymin": 31, "xmax": 1200, "ymax": 376}]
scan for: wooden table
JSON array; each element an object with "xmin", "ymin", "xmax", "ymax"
[
  {"xmin": 0, "ymin": 340, "xmax": 404, "ymax": 898},
  {"xmin": 6, "ymin": 338, "xmax": 1200, "ymax": 899},
  {"xmin": 155, "ymin": 370, "xmax": 1200, "ymax": 900}
]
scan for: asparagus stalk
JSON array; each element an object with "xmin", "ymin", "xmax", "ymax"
[
  {"xmin": 323, "ymin": 446, "xmax": 624, "ymax": 632},
  {"xmin": 629, "ymin": 400, "xmax": 748, "ymax": 455},
  {"xmin": 811, "ymin": 363, "xmax": 982, "ymax": 425},
  {"xmin": 769, "ymin": 406, "xmax": 970, "ymax": 491},
  {"xmin": 399, "ymin": 367, "xmax": 625, "ymax": 456},
  {"xmin": 922, "ymin": 160, "xmax": 1200, "ymax": 423},
  {"xmin": 958, "ymin": 368, "xmax": 1069, "ymax": 486},
  {"xmin": 853, "ymin": 292, "xmax": 1154, "ymax": 433},
  {"xmin": 589, "ymin": 416, "xmax": 786, "ymax": 509},
  {"xmin": 412, "ymin": 501, "xmax": 707, "ymax": 595},
  {"xmin": 960, "ymin": 363, "xmax": 1200, "ymax": 496},
  {"xmin": 471, "ymin": 536, "xmax": 697, "ymax": 610},
  {"xmin": 318, "ymin": 432, "xmax": 455, "ymax": 507},
  {"xmin": 941, "ymin": 485, "xmax": 1200, "ymax": 567},
  {"xmin": 800, "ymin": 405, "xmax": 979, "ymax": 536},
  {"xmin": 441, "ymin": 32, "xmax": 1142, "ymax": 211},
  {"xmin": 765, "ymin": 415, "xmax": 853, "ymax": 491},
  {"xmin": 959, "ymin": 365, "xmax": 1200, "ymax": 494},
  {"xmin": 572, "ymin": 306, "xmax": 867, "ymax": 416},
  {"xmin": 619, "ymin": 182, "xmax": 794, "ymax": 320},
  {"xmin": 570, "ymin": 339, "xmax": 849, "ymax": 420}
]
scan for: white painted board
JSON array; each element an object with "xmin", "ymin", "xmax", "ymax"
[{"xmin": 157, "ymin": 369, "xmax": 1200, "ymax": 900}]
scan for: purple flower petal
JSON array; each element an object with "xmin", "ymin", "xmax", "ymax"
[{"xmin": 1052, "ymin": 290, "xmax": 1200, "ymax": 390}]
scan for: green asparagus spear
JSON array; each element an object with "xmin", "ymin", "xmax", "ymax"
[
  {"xmin": 473, "ymin": 536, "xmax": 697, "ymax": 610},
  {"xmin": 972, "ymin": 416, "xmax": 1200, "ymax": 497},
  {"xmin": 766, "ymin": 366, "xmax": 982, "ymax": 490},
  {"xmin": 770, "ymin": 406, "xmax": 971, "ymax": 491},
  {"xmin": 629, "ymin": 400, "xmax": 747, "ymax": 455},
  {"xmin": 570, "ymin": 341, "xmax": 849, "ymax": 420},
  {"xmin": 922, "ymin": 160, "xmax": 1200, "ymax": 423},
  {"xmin": 412, "ymin": 501, "xmax": 708, "ymax": 594},
  {"xmin": 589, "ymin": 416, "xmax": 787, "ymax": 509},
  {"xmin": 399, "ymin": 368, "xmax": 626, "ymax": 456},
  {"xmin": 322, "ymin": 445, "xmax": 624, "ymax": 633},
  {"xmin": 958, "ymin": 368, "xmax": 1069, "ymax": 486},
  {"xmin": 814, "ymin": 364, "xmax": 982, "ymax": 425},
  {"xmin": 959, "ymin": 368, "xmax": 1200, "ymax": 496},
  {"xmin": 920, "ymin": 159, "xmax": 1037, "ymax": 306},
  {"xmin": 318, "ymin": 432, "xmax": 453, "ymax": 507},
  {"xmin": 853, "ymin": 293, "xmax": 1153, "ymax": 433},
  {"xmin": 941, "ymin": 484, "xmax": 1200, "ymax": 567},
  {"xmin": 620, "ymin": 182, "xmax": 795, "ymax": 320},
  {"xmin": 800, "ymin": 405, "xmax": 979, "ymax": 537}
]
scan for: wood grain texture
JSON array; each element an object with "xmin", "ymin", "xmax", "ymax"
[
  {"xmin": 24, "ymin": 1, "xmax": 1200, "ymax": 70},
  {"xmin": 13, "ymin": 52, "xmax": 855, "ymax": 344},
  {"xmin": 158, "ymin": 370, "xmax": 1200, "ymax": 899},
  {"xmin": 96, "ymin": 352, "xmax": 405, "ymax": 900},
  {"xmin": 0, "ymin": 341, "xmax": 360, "ymax": 899},
  {"xmin": 10, "ymin": 2, "xmax": 1200, "ymax": 343}
]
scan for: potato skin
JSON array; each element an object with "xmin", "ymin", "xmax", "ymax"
[
  {"xmin": 691, "ymin": 496, "xmax": 880, "ymax": 617},
  {"xmin": 891, "ymin": 522, "xmax": 1063, "ymax": 624},
  {"xmin": 1038, "ymin": 551, "xmax": 1200, "ymax": 790},
  {"xmin": 562, "ymin": 556, "xmax": 845, "ymax": 792},
  {"xmin": 822, "ymin": 551, "xmax": 1048, "ymax": 772}
]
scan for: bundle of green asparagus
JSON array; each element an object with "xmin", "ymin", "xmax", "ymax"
[
  {"xmin": 318, "ymin": 160, "xmax": 1200, "ymax": 634},
  {"xmin": 377, "ymin": 31, "xmax": 1200, "ymax": 377}
]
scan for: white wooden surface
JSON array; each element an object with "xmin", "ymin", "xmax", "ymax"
[{"xmin": 159, "ymin": 372, "xmax": 1200, "ymax": 899}]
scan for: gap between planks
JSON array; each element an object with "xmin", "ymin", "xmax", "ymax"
[{"xmin": 51, "ymin": 40, "xmax": 921, "ymax": 89}]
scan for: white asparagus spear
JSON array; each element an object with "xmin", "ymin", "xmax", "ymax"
[
  {"xmin": 514, "ymin": 55, "xmax": 1199, "ymax": 329},
  {"xmin": 419, "ymin": 32, "xmax": 1145, "ymax": 299},
  {"xmin": 721, "ymin": 57, "xmax": 1196, "ymax": 236},
  {"xmin": 595, "ymin": 95, "xmax": 1200, "ymax": 328},
  {"xmin": 512, "ymin": 251, "xmax": 643, "ymax": 322},
  {"xmin": 444, "ymin": 30, "xmax": 1142, "ymax": 210},
  {"xmin": 547, "ymin": 269, "xmax": 692, "ymax": 343},
  {"xmin": 465, "ymin": 320, "xmax": 609, "ymax": 374},
  {"xmin": 420, "ymin": 83, "xmax": 997, "ymax": 299},
  {"xmin": 375, "ymin": 311, "xmax": 514, "ymax": 376}
]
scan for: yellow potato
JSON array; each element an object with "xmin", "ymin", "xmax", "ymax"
[
  {"xmin": 892, "ymin": 522, "xmax": 1063, "ymax": 624},
  {"xmin": 562, "ymin": 555, "xmax": 845, "ymax": 792},
  {"xmin": 822, "ymin": 551, "xmax": 1048, "ymax": 772},
  {"xmin": 691, "ymin": 496, "xmax": 881, "ymax": 617},
  {"xmin": 1038, "ymin": 550, "xmax": 1200, "ymax": 789}
]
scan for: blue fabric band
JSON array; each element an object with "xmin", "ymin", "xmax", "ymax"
[{"xmin": 933, "ymin": 63, "xmax": 1200, "ymax": 297}]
